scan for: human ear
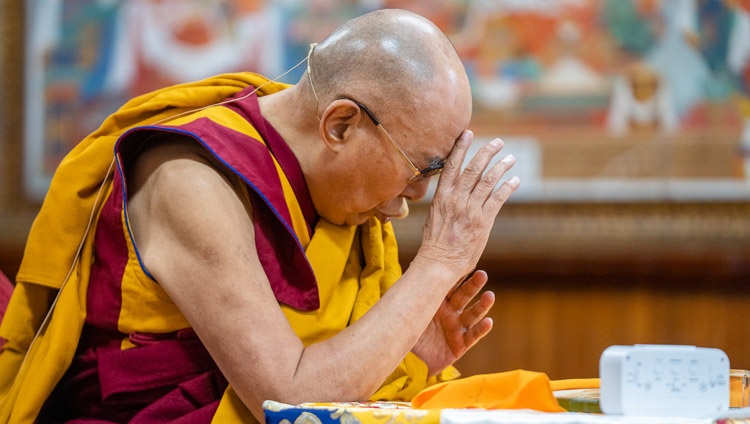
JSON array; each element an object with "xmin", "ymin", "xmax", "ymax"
[{"xmin": 318, "ymin": 99, "xmax": 361, "ymax": 152}]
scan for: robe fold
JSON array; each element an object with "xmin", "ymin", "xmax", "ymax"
[{"xmin": 0, "ymin": 73, "xmax": 456, "ymax": 423}]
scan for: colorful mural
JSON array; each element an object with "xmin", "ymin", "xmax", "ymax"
[{"xmin": 24, "ymin": 0, "xmax": 750, "ymax": 200}]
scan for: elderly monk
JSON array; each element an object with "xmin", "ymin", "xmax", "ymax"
[{"xmin": 0, "ymin": 9, "xmax": 519, "ymax": 423}]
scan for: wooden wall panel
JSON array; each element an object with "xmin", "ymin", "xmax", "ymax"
[
  {"xmin": 0, "ymin": 0, "xmax": 35, "ymax": 282},
  {"xmin": 451, "ymin": 282, "xmax": 750, "ymax": 380}
]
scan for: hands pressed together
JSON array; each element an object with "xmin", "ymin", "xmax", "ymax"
[{"xmin": 412, "ymin": 130, "xmax": 520, "ymax": 375}]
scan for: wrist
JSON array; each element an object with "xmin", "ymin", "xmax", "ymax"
[
  {"xmin": 410, "ymin": 244, "xmax": 468, "ymax": 283},
  {"xmin": 408, "ymin": 250, "xmax": 464, "ymax": 289}
]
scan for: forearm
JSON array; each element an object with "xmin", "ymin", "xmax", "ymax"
[
  {"xmin": 293, "ymin": 258, "xmax": 459, "ymax": 394},
  {"xmin": 224, "ymin": 257, "xmax": 461, "ymax": 411}
]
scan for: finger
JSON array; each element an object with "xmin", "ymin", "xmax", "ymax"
[
  {"xmin": 437, "ymin": 130, "xmax": 473, "ymax": 189},
  {"xmin": 455, "ymin": 138, "xmax": 505, "ymax": 195},
  {"xmin": 484, "ymin": 175, "xmax": 521, "ymax": 212},
  {"xmin": 460, "ymin": 290, "xmax": 495, "ymax": 328},
  {"xmin": 470, "ymin": 154, "xmax": 516, "ymax": 204},
  {"xmin": 464, "ymin": 317, "xmax": 494, "ymax": 349},
  {"xmin": 448, "ymin": 270, "xmax": 488, "ymax": 310}
]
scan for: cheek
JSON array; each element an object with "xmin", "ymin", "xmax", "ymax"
[
  {"xmin": 342, "ymin": 173, "xmax": 404, "ymax": 215},
  {"xmin": 354, "ymin": 155, "xmax": 404, "ymax": 197},
  {"xmin": 318, "ymin": 147, "xmax": 406, "ymax": 218}
]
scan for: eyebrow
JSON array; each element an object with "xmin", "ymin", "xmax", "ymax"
[
  {"xmin": 426, "ymin": 156, "xmax": 446, "ymax": 170},
  {"xmin": 429, "ymin": 156, "xmax": 445, "ymax": 165}
]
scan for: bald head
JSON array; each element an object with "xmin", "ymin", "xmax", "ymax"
[
  {"xmin": 263, "ymin": 9, "xmax": 473, "ymax": 225},
  {"xmin": 307, "ymin": 9, "xmax": 468, "ymax": 108}
]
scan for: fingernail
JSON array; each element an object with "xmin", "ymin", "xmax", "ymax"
[
  {"xmin": 503, "ymin": 154, "xmax": 516, "ymax": 163},
  {"xmin": 489, "ymin": 138, "xmax": 502, "ymax": 148}
]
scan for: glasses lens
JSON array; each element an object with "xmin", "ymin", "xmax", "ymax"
[{"xmin": 408, "ymin": 167, "xmax": 443, "ymax": 184}]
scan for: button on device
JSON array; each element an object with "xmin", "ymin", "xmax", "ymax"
[{"xmin": 690, "ymin": 364, "xmax": 699, "ymax": 376}]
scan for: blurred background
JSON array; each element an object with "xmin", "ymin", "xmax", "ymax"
[{"xmin": 1, "ymin": 0, "xmax": 749, "ymax": 380}]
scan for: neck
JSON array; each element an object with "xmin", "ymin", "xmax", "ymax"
[
  {"xmin": 258, "ymin": 85, "xmax": 320, "ymax": 179},
  {"xmin": 260, "ymin": 85, "xmax": 332, "ymax": 222}
]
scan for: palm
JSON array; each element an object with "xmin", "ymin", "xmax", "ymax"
[{"xmin": 412, "ymin": 270, "xmax": 495, "ymax": 376}]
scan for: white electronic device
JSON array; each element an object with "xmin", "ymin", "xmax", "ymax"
[{"xmin": 599, "ymin": 344, "xmax": 730, "ymax": 418}]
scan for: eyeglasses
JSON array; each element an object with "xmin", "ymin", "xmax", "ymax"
[
  {"xmin": 306, "ymin": 44, "xmax": 444, "ymax": 184},
  {"xmin": 346, "ymin": 97, "xmax": 444, "ymax": 183}
]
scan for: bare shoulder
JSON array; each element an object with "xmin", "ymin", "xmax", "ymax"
[
  {"xmin": 126, "ymin": 135, "xmax": 235, "ymax": 198},
  {"xmin": 125, "ymin": 134, "xmax": 256, "ymax": 280}
]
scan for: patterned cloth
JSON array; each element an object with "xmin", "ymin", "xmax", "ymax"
[
  {"xmin": 264, "ymin": 400, "xmax": 440, "ymax": 424},
  {"xmin": 265, "ymin": 402, "xmax": 750, "ymax": 424}
]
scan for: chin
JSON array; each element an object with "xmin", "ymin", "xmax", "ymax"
[
  {"xmin": 345, "ymin": 215, "xmax": 371, "ymax": 226},
  {"xmin": 319, "ymin": 207, "xmax": 372, "ymax": 227},
  {"xmin": 318, "ymin": 211, "xmax": 365, "ymax": 227}
]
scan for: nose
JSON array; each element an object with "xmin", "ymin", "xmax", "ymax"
[{"xmin": 400, "ymin": 177, "xmax": 431, "ymax": 202}]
